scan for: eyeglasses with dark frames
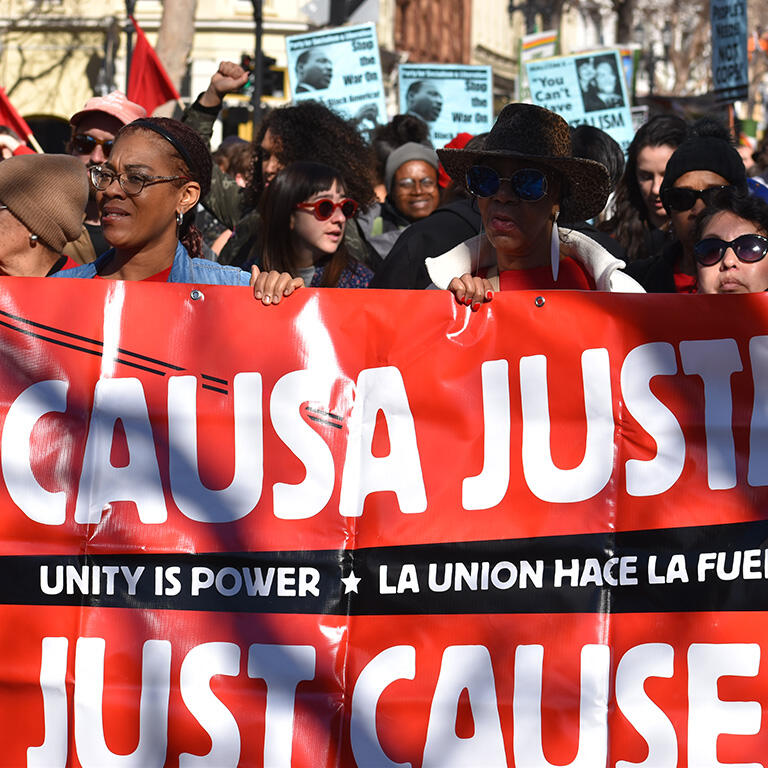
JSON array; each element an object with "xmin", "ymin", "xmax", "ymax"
[{"xmin": 89, "ymin": 166, "xmax": 190, "ymax": 196}]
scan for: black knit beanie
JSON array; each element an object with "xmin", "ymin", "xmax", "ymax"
[{"xmin": 660, "ymin": 119, "xmax": 747, "ymax": 202}]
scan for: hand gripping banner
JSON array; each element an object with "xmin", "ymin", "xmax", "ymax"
[{"xmin": 1, "ymin": 277, "xmax": 768, "ymax": 766}]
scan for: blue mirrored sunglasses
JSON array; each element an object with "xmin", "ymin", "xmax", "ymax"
[{"xmin": 465, "ymin": 165, "xmax": 548, "ymax": 201}]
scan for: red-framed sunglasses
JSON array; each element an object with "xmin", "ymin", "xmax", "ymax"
[{"xmin": 294, "ymin": 198, "xmax": 358, "ymax": 220}]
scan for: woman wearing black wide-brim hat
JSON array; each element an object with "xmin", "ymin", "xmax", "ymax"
[{"xmin": 426, "ymin": 103, "xmax": 644, "ymax": 305}]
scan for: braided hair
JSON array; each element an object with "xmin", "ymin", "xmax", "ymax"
[{"xmin": 117, "ymin": 117, "xmax": 212, "ymax": 259}]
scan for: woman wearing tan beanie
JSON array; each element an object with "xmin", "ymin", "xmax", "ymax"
[{"xmin": 0, "ymin": 154, "xmax": 89, "ymax": 276}]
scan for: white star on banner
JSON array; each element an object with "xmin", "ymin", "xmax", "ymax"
[{"xmin": 341, "ymin": 571, "xmax": 361, "ymax": 594}]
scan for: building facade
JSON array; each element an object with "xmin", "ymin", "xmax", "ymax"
[
  {"xmin": 0, "ymin": 0, "xmax": 659, "ymax": 150},
  {"xmin": 0, "ymin": 0, "xmax": 316, "ymax": 148},
  {"xmin": 394, "ymin": 0, "xmax": 472, "ymax": 64}
]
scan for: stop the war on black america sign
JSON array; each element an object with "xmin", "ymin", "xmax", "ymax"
[
  {"xmin": 398, "ymin": 64, "xmax": 492, "ymax": 148},
  {"xmin": 285, "ymin": 22, "xmax": 386, "ymax": 137},
  {"xmin": 3, "ymin": 280, "xmax": 768, "ymax": 766}
]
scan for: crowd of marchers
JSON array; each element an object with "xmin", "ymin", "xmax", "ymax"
[{"xmin": 2, "ymin": 59, "xmax": 768, "ymax": 305}]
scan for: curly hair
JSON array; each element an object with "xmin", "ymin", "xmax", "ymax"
[
  {"xmin": 249, "ymin": 101, "xmax": 375, "ymax": 210},
  {"xmin": 258, "ymin": 161, "xmax": 356, "ymax": 287},
  {"xmin": 599, "ymin": 114, "xmax": 687, "ymax": 262},
  {"xmin": 227, "ymin": 141, "xmax": 253, "ymax": 180},
  {"xmin": 694, "ymin": 187, "xmax": 768, "ymax": 242},
  {"xmin": 118, "ymin": 117, "xmax": 212, "ymax": 259},
  {"xmin": 753, "ymin": 133, "xmax": 768, "ymax": 173}
]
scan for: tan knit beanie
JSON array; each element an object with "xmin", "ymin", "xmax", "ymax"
[{"xmin": 0, "ymin": 154, "xmax": 88, "ymax": 252}]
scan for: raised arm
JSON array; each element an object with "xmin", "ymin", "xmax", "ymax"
[{"xmin": 182, "ymin": 61, "xmax": 252, "ymax": 229}]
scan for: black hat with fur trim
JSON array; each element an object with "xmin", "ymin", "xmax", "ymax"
[{"xmin": 437, "ymin": 103, "xmax": 610, "ymax": 222}]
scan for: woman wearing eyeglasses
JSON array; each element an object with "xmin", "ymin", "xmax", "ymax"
[
  {"xmin": 360, "ymin": 142, "xmax": 441, "ymax": 260},
  {"xmin": 256, "ymin": 161, "xmax": 372, "ymax": 288},
  {"xmin": 693, "ymin": 189, "xmax": 768, "ymax": 294},
  {"xmin": 58, "ymin": 117, "xmax": 302, "ymax": 304},
  {"xmin": 425, "ymin": 103, "xmax": 643, "ymax": 304},
  {"xmin": 626, "ymin": 119, "xmax": 749, "ymax": 293}
]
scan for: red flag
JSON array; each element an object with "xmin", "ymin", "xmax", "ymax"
[
  {"xmin": 127, "ymin": 15, "xmax": 181, "ymax": 115},
  {"xmin": 0, "ymin": 88, "xmax": 39, "ymax": 151}
]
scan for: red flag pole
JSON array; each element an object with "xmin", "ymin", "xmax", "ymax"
[
  {"xmin": 26, "ymin": 135, "xmax": 43, "ymax": 154},
  {"xmin": 0, "ymin": 88, "xmax": 42, "ymax": 153}
]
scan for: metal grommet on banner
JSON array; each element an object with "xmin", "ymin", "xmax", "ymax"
[
  {"xmin": 535, "ymin": 296, "xmax": 545, "ymax": 307},
  {"xmin": 190, "ymin": 289, "xmax": 203, "ymax": 301}
]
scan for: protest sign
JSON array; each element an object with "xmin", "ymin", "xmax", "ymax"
[
  {"xmin": 711, "ymin": 0, "xmax": 749, "ymax": 103},
  {"xmin": 517, "ymin": 30, "xmax": 558, "ymax": 102},
  {"xmin": 618, "ymin": 44, "xmax": 639, "ymax": 100},
  {"xmin": 398, "ymin": 64, "xmax": 492, "ymax": 147},
  {"xmin": 2, "ymin": 280, "xmax": 768, "ymax": 765},
  {"xmin": 286, "ymin": 22, "xmax": 386, "ymax": 135},
  {"xmin": 527, "ymin": 49, "xmax": 635, "ymax": 151}
]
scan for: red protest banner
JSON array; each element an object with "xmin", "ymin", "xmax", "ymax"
[{"xmin": 1, "ymin": 277, "xmax": 768, "ymax": 765}]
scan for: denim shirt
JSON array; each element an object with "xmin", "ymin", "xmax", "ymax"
[{"xmin": 55, "ymin": 242, "xmax": 251, "ymax": 286}]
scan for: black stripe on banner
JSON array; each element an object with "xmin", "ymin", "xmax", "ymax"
[
  {"xmin": 0, "ymin": 309, "xmax": 185, "ymax": 370},
  {"xmin": 305, "ymin": 406, "xmax": 343, "ymax": 423},
  {"xmin": 0, "ymin": 319, "xmax": 168, "ymax": 376},
  {"xmin": 306, "ymin": 414, "xmax": 343, "ymax": 429},
  {"xmin": 0, "ymin": 310, "xmax": 226, "ymax": 388},
  {"xmin": 3, "ymin": 520, "xmax": 768, "ymax": 615},
  {"xmin": 202, "ymin": 384, "xmax": 229, "ymax": 395}
]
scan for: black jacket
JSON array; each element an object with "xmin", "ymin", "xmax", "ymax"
[
  {"xmin": 625, "ymin": 239, "xmax": 681, "ymax": 293},
  {"xmin": 370, "ymin": 197, "xmax": 482, "ymax": 289}
]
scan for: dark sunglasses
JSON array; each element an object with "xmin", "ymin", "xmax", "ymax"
[
  {"xmin": 71, "ymin": 134, "xmax": 114, "ymax": 156},
  {"xmin": 694, "ymin": 234, "xmax": 768, "ymax": 266},
  {"xmin": 662, "ymin": 185, "xmax": 733, "ymax": 212},
  {"xmin": 294, "ymin": 198, "xmax": 358, "ymax": 220},
  {"xmin": 465, "ymin": 165, "xmax": 548, "ymax": 201}
]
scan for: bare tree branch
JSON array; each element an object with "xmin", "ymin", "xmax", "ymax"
[{"xmin": 155, "ymin": 0, "xmax": 198, "ymax": 90}]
